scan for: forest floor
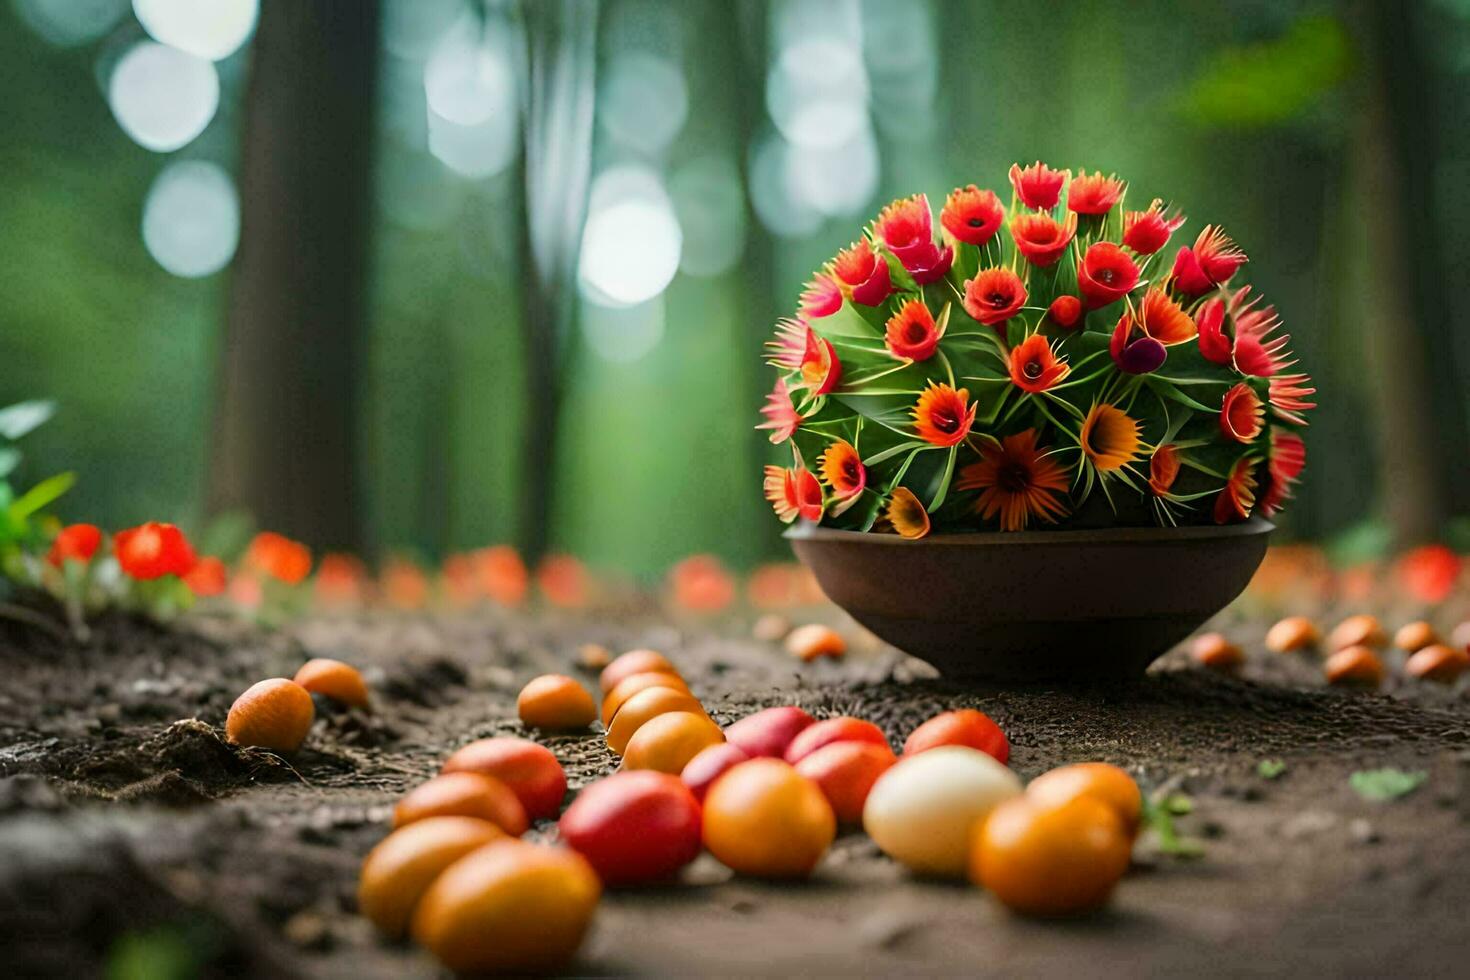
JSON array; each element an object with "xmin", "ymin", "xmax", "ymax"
[{"xmin": 3, "ymin": 604, "xmax": 1470, "ymax": 978}]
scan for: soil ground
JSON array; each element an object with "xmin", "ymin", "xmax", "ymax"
[{"xmin": 3, "ymin": 603, "xmax": 1469, "ymax": 978}]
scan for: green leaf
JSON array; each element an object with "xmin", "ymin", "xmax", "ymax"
[
  {"xmin": 1256, "ymin": 759, "xmax": 1287, "ymax": 780},
  {"xmin": 1349, "ymin": 768, "xmax": 1426, "ymax": 803},
  {"xmin": 0, "ymin": 400, "xmax": 55, "ymax": 441},
  {"xmin": 8, "ymin": 471, "xmax": 75, "ymax": 521}
]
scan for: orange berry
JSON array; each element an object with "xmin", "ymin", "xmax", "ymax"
[
  {"xmin": 1404, "ymin": 643, "xmax": 1470, "ymax": 683},
  {"xmin": 794, "ymin": 741, "xmax": 896, "ymax": 825},
  {"xmin": 292, "ymin": 658, "xmax": 370, "ymax": 709},
  {"xmin": 601, "ymin": 671, "xmax": 690, "ymax": 727},
  {"xmin": 902, "ymin": 708, "xmax": 1009, "ymax": 763},
  {"xmin": 1328, "ymin": 614, "xmax": 1386, "ymax": 651},
  {"xmin": 1190, "ymin": 632, "xmax": 1244, "ymax": 671},
  {"xmin": 225, "ymin": 678, "xmax": 315, "ymax": 753},
  {"xmin": 1393, "ymin": 621, "xmax": 1439, "ymax": 653},
  {"xmin": 411, "ymin": 839, "xmax": 600, "ymax": 975},
  {"xmin": 1323, "ymin": 645, "xmax": 1384, "ymax": 688},
  {"xmin": 784, "ymin": 623, "xmax": 846, "ymax": 661},
  {"xmin": 394, "ymin": 772, "xmax": 529, "ymax": 837},
  {"xmin": 971, "ymin": 795, "xmax": 1131, "ymax": 916},
  {"xmin": 605, "ymin": 687, "xmax": 707, "ymax": 757},
  {"xmin": 702, "ymin": 759, "xmax": 835, "ymax": 878},
  {"xmin": 784, "ymin": 716, "xmax": 888, "ymax": 764},
  {"xmin": 1025, "ymin": 763, "xmax": 1142, "ymax": 838},
  {"xmin": 357, "ymin": 816, "xmax": 504, "ymax": 937},
  {"xmin": 622, "ymin": 712, "xmax": 725, "ymax": 774},
  {"xmin": 441, "ymin": 738, "xmax": 567, "ymax": 821},
  {"xmin": 577, "ymin": 644, "xmax": 612, "ymax": 670},
  {"xmin": 600, "ymin": 649, "xmax": 678, "ymax": 694},
  {"xmin": 517, "ymin": 674, "xmax": 596, "ymax": 732},
  {"xmin": 1265, "ymin": 615, "xmax": 1319, "ymax": 653}
]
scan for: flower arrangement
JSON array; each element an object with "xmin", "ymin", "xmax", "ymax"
[{"xmin": 759, "ymin": 162, "xmax": 1314, "ymax": 537}]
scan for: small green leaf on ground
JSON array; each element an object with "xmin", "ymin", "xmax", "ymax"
[
  {"xmin": 1142, "ymin": 794, "xmax": 1205, "ymax": 859},
  {"xmin": 1164, "ymin": 792, "xmax": 1193, "ymax": 815},
  {"xmin": 1349, "ymin": 768, "xmax": 1426, "ymax": 802},
  {"xmin": 1257, "ymin": 759, "xmax": 1287, "ymax": 780}
]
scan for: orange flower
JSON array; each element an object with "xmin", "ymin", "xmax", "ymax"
[
  {"xmin": 472, "ymin": 545, "xmax": 528, "ymax": 606},
  {"xmin": 670, "ymin": 554, "xmax": 736, "ymax": 612},
  {"xmin": 114, "ymin": 522, "xmax": 196, "ymax": 580},
  {"xmin": 884, "ymin": 300, "xmax": 942, "ymax": 361},
  {"xmin": 1148, "ymin": 445, "xmax": 1181, "ymax": 497},
  {"xmin": 47, "ymin": 523, "xmax": 101, "ymax": 567},
  {"xmin": 819, "ymin": 439, "xmax": 866, "ymax": 504},
  {"xmin": 764, "ymin": 464, "xmax": 824, "ymax": 523},
  {"xmin": 800, "ymin": 331, "xmax": 842, "ymax": 395},
  {"xmin": 1259, "ymin": 429, "xmax": 1306, "ymax": 516},
  {"xmin": 1122, "ymin": 199, "xmax": 1184, "ymax": 255},
  {"xmin": 912, "ymin": 382, "xmax": 977, "ymax": 447},
  {"xmin": 962, "ymin": 267, "xmax": 1027, "ymax": 326},
  {"xmin": 537, "ymin": 554, "xmax": 591, "ymax": 608},
  {"xmin": 831, "ymin": 239, "xmax": 893, "ymax": 306},
  {"xmin": 1008, "ymin": 161, "xmax": 1068, "ymax": 210},
  {"xmin": 183, "ymin": 556, "xmax": 228, "ymax": 596},
  {"xmin": 955, "ymin": 430, "xmax": 1070, "ymax": 531},
  {"xmin": 941, "ymin": 185, "xmax": 1004, "ymax": 246},
  {"xmin": 245, "ymin": 531, "xmax": 312, "ymax": 585},
  {"xmin": 1132, "ymin": 287, "xmax": 1195, "ymax": 345},
  {"xmin": 746, "ymin": 562, "xmax": 804, "ymax": 609},
  {"xmin": 1067, "ymin": 170, "xmax": 1125, "ymax": 214},
  {"xmin": 885, "ymin": 488, "xmax": 930, "ymax": 539},
  {"xmin": 1010, "ymin": 211, "xmax": 1076, "ymax": 267},
  {"xmin": 1219, "ymin": 383, "xmax": 1264, "ymax": 444},
  {"xmin": 1213, "ymin": 457, "xmax": 1258, "ymax": 524},
  {"xmin": 1080, "ymin": 403, "xmax": 1140, "ymax": 473},
  {"xmin": 381, "ymin": 555, "xmax": 429, "ymax": 609},
  {"xmin": 315, "ymin": 553, "xmax": 368, "ymax": 605},
  {"xmin": 757, "ymin": 377, "xmax": 803, "ymax": 444},
  {"xmin": 441, "ymin": 554, "xmax": 480, "ymax": 607},
  {"xmin": 1007, "ymin": 335, "xmax": 1069, "ymax": 394}
]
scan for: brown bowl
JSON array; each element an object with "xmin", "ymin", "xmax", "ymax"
[{"xmin": 787, "ymin": 517, "xmax": 1272, "ymax": 682}]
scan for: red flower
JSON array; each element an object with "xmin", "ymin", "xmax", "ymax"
[
  {"xmin": 245, "ymin": 531, "xmax": 312, "ymax": 585},
  {"xmin": 47, "ymin": 523, "xmax": 101, "ymax": 567},
  {"xmin": 1196, "ymin": 297, "xmax": 1232, "ymax": 365},
  {"xmin": 912, "ymin": 382, "xmax": 977, "ymax": 447},
  {"xmin": 832, "ymin": 239, "xmax": 893, "ymax": 307},
  {"xmin": 962, "ymin": 267, "xmax": 1027, "ymax": 327},
  {"xmin": 1010, "ymin": 212, "xmax": 1076, "ymax": 267},
  {"xmin": 1008, "ymin": 335, "xmax": 1070, "ymax": 394},
  {"xmin": 1213, "ymin": 457, "xmax": 1258, "ymax": 524},
  {"xmin": 1122, "ymin": 199, "xmax": 1185, "ymax": 255},
  {"xmin": 874, "ymin": 195, "xmax": 953, "ymax": 284},
  {"xmin": 800, "ymin": 331, "xmax": 842, "ymax": 395},
  {"xmin": 1394, "ymin": 545, "xmax": 1463, "ymax": 604},
  {"xmin": 1008, "ymin": 162, "xmax": 1068, "ymax": 211},
  {"xmin": 955, "ymin": 429, "xmax": 1070, "ymax": 531},
  {"xmin": 764, "ymin": 465, "xmax": 823, "ymax": 524},
  {"xmin": 885, "ymin": 300, "xmax": 943, "ymax": 361},
  {"xmin": 114, "ymin": 522, "xmax": 196, "ymax": 580},
  {"xmin": 1110, "ymin": 313, "xmax": 1166, "ymax": 375},
  {"xmin": 1171, "ymin": 225, "xmax": 1247, "ymax": 295},
  {"xmin": 1219, "ymin": 383, "xmax": 1265, "ymax": 444},
  {"xmin": 1067, "ymin": 170, "xmax": 1125, "ymax": 215},
  {"xmin": 1077, "ymin": 242, "xmax": 1140, "ymax": 309},
  {"xmin": 1229, "ymin": 287, "xmax": 1291, "ymax": 377},
  {"xmin": 800, "ymin": 272, "xmax": 843, "ymax": 318},
  {"xmin": 941, "ymin": 185, "xmax": 1004, "ymax": 246},
  {"xmin": 757, "ymin": 377, "xmax": 802, "ymax": 444},
  {"xmin": 819, "ymin": 439, "xmax": 866, "ymax": 512},
  {"xmin": 1259, "ymin": 429, "xmax": 1306, "ymax": 516},
  {"xmin": 1148, "ymin": 445, "xmax": 1181, "ymax": 496},
  {"xmin": 766, "ymin": 317, "xmax": 808, "ymax": 370},
  {"xmin": 1268, "ymin": 373, "xmax": 1316, "ymax": 426},
  {"xmin": 184, "ymin": 556, "xmax": 228, "ymax": 596},
  {"xmin": 1047, "ymin": 295, "xmax": 1082, "ymax": 329}
]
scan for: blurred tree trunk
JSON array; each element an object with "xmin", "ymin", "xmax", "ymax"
[
  {"xmin": 513, "ymin": 0, "xmax": 597, "ymax": 563},
  {"xmin": 1348, "ymin": 0, "xmax": 1450, "ymax": 547},
  {"xmin": 209, "ymin": 0, "xmax": 380, "ymax": 551}
]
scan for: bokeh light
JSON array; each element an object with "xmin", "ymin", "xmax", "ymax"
[
  {"xmin": 108, "ymin": 41, "xmax": 219, "ymax": 152},
  {"xmin": 581, "ymin": 294, "xmax": 666, "ymax": 364},
  {"xmin": 132, "ymin": 0, "xmax": 258, "ymax": 62},
  {"xmin": 12, "ymin": 0, "xmax": 128, "ymax": 47},
  {"xmin": 748, "ymin": 133, "xmax": 822, "ymax": 239},
  {"xmin": 598, "ymin": 52, "xmax": 688, "ymax": 157},
  {"xmin": 669, "ymin": 156, "xmax": 747, "ymax": 278},
  {"xmin": 423, "ymin": 25, "xmax": 518, "ymax": 179},
  {"xmin": 579, "ymin": 166, "xmax": 683, "ymax": 308},
  {"xmin": 789, "ymin": 124, "xmax": 879, "ymax": 218},
  {"xmin": 141, "ymin": 159, "xmax": 239, "ymax": 278}
]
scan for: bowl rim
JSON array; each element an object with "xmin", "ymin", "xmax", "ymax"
[{"xmin": 785, "ymin": 515, "xmax": 1275, "ymax": 548}]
